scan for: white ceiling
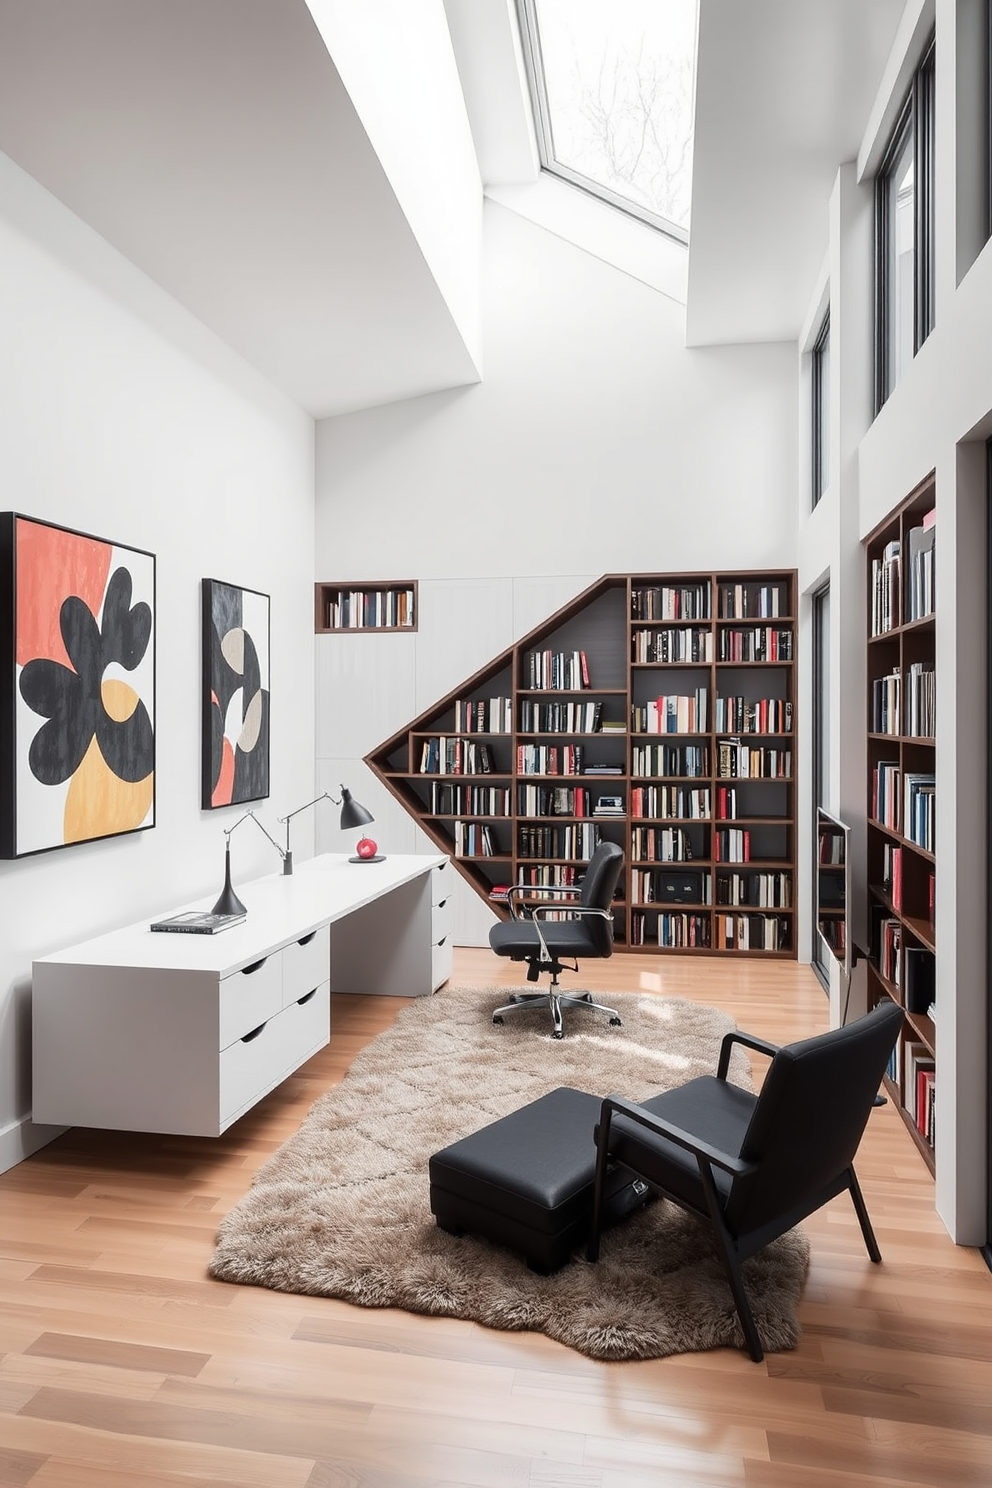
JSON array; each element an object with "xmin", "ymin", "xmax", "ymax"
[
  {"xmin": 0, "ymin": 0, "xmax": 479, "ymax": 418},
  {"xmin": 686, "ymin": 0, "xmax": 906, "ymax": 345},
  {"xmin": 0, "ymin": 0, "xmax": 908, "ymax": 413}
]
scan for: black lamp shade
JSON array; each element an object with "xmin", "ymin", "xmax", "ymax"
[{"xmin": 339, "ymin": 788, "xmax": 374, "ymax": 831}]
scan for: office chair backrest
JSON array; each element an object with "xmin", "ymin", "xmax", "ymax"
[
  {"xmin": 577, "ymin": 841, "xmax": 625, "ymax": 957},
  {"xmin": 726, "ymin": 999, "xmax": 903, "ymax": 1238}
]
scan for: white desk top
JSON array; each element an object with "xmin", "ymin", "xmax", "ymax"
[{"xmin": 34, "ymin": 852, "xmax": 447, "ymax": 976}]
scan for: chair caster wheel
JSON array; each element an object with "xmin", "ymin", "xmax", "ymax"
[
  {"xmin": 609, "ymin": 1017, "xmax": 622, "ymax": 1027},
  {"xmin": 492, "ymin": 1015, "xmax": 503, "ymax": 1025},
  {"xmin": 552, "ymin": 1030, "xmax": 564, "ymax": 1040}
]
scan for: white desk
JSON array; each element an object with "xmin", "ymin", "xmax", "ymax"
[{"xmin": 32, "ymin": 852, "xmax": 451, "ymax": 1137}]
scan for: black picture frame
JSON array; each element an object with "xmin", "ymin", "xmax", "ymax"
[{"xmin": 201, "ymin": 577, "xmax": 271, "ymax": 810}]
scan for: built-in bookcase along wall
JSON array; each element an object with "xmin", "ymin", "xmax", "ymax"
[
  {"xmin": 864, "ymin": 473, "xmax": 937, "ymax": 1173},
  {"xmin": 365, "ymin": 571, "xmax": 798, "ymax": 959}
]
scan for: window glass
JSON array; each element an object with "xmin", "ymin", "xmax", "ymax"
[
  {"xmin": 812, "ymin": 585, "xmax": 830, "ymax": 981},
  {"xmin": 886, "ymin": 122, "xmax": 916, "ymax": 400},
  {"xmin": 521, "ymin": 0, "xmax": 697, "ymax": 239},
  {"xmin": 812, "ymin": 311, "xmax": 830, "ymax": 506}
]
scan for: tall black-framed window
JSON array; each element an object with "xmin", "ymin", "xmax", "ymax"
[
  {"xmin": 811, "ymin": 584, "xmax": 830, "ymax": 985},
  {"xmin": 875, "ymin": 34, "xmax": 936, "ymax": 412},
  {"xmin": 812, "ymin": 310, "xmax": 830, "ymax": 507}
]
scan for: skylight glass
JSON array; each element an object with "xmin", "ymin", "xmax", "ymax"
[{"xmin": 520, "ymin": 0, "xmax": 697, "ymax": 241}]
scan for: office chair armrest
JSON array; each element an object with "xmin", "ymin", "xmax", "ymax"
[
  {"xmin": 529, "ymin": 903, "xmax": 611, "ymax": 921},
  {"xmin": 597, "ymin": 1093, "xmax": 755, "ymax": 1179},
  {"xmin": 716, "ymin": 1029, "xmax": 781, "ymax": 1081},
  {"xmin": 504, "ymin": 883, "xmax": 581, "ymax": 920}
]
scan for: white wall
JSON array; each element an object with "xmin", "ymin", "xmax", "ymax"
[
  {"xmin": 0, "ymin": 153, "xmax": 316, "ymax": 1172},
  {"xmin": 313, "ymin": 200, "xmax": 799, "ymax": 943}
]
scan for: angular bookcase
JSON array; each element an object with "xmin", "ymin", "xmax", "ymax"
[
  {"xmin": 365, "ymin": 570, "xmax": 798, "ymax": 957},
  {"xmin": 864, "ymin": 474, "xmax": 936, "ymax": 1172}
]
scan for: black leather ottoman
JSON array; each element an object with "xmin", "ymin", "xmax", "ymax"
[{"xmin": 428, "ymin": 1085, "xmax": 648, "ymax": 1273}]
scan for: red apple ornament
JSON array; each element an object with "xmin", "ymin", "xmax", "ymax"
[{"xmin": 356, "ymin": 836, "xmax": 378, "ymax": 860}]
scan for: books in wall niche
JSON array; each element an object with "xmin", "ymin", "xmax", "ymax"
[{"xmin": 150, "ymin": 911, "xmax": 247, "ymax": 935}]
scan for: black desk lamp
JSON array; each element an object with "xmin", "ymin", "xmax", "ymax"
[
  {"xmin": 212, "ymin": 809, "xmax": 289, "ymax": 916},
  {"xmin": 277, "ymin": 785, "xmax": 381, "ymax": 871}
]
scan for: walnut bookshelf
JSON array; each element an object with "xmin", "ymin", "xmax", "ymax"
[
  {"xmin": 365, "ymin": 571, "xmax": 798, "ymax": 959},
  {"xmin": 864, "ymin": 473, "xmax": 936, "ymax": 1173}
]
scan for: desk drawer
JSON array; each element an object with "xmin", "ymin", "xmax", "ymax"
[
  {"xmin": 432, "ymin": 858, "xmax": 452, "ymax": 906},
  {"xmin": 219, "ymin": 982, "xmax": 330, "ymax": 1128},
  {"xmin": 282, "ymin": 925, "xmax": 330, "ymax": 1006},
  {"xmin": 432, "ymin": 892, "xmax": 453, "ymax": 941},
  {"xmin": 219, "ymin": 954, "xmax": 283, "ymax": 1047}
]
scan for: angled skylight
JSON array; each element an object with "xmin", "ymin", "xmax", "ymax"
[{"xmin": 518, "ymin": 0, "xmax": 697, "ymax": 242}]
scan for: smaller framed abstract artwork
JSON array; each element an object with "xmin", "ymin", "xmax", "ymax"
[
  {"xmin": 0, "ymin": 512, "xmax": 156, "ymax": 859},
  {"xmin": 202, "ymin": 578, "xmax": 270, "ymax": 810}
]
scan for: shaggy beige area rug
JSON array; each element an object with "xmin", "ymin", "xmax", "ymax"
[{"xmin": 209, "ymin": 987, "xmax": 809, "ymax": 1360}]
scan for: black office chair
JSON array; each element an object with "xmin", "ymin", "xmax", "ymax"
[
  {"xmin": 587, "ymin": 999, "xmax": 904, "ymax": 1361},
  {"xmin": 489, "ymin": 839, "xmax": 624, "ymax": 1039}
]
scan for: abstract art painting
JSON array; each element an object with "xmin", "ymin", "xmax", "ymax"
[
  {"xmin": 202, "ymin": 579, "xmax": 270, "ymax": 809},
  {"xmin": 0, "ymin": 513, "xmax": 156, "ymax": 858}
]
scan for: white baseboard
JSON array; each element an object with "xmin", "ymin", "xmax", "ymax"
[{"xmin": 0, "ymin": 1113, "xmax": 66, "ymax": 1174}]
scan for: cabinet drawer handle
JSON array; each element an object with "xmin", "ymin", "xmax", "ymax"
[
  {"xmin": 436, "ymin": 898, "xmax": 449, "ymax": 911},
  {"xmin": 241, "ymin": 1021, "xmax": 268, "ymax": 1043},
  {"xmin": 297, "ymin": 988, "xmax": 317, "ymax": 1006},
  {"xmin": 435, "ymin": 935, "xmax": 448, "ymax": 949},
  {"xmin": 241, "ymin": 958, "xmax": 268, "ymax": 977},
  {"xmin": 297, "ymin": 932, "xmax": 316, "ymax": 947}
]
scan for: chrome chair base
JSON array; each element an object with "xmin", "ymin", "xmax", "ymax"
[{"xmin": 492, "ymin": 987, "xmax": 622, "ymax": 1039}]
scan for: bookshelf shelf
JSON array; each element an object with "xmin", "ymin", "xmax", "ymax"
[
  {"xmin": 865, "ymin": 474, "xmax": 937, "ymax": 1173},
  {"xmin": 366, "ymin": 571, "xmax": 798, "ymax": 958},
  {"xmin": 315, "ymin": 580, "xmax": 418, "ymax": 633}
]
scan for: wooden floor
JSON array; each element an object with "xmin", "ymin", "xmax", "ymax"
[{"xmin": 2, "ymin": 948, "xmax": 991, "ymax": 1488}]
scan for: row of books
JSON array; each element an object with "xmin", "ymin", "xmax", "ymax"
[
  {"xmin": 632, "ymin": 626, "xmax": 713, "ymax": 664},
  {"xmin": 716, "ymin": 626, "xmax": 793, "ymax": 662},
  {"xmin": 630, "ymin": 825, "xmax": 695, "ymax": 862},
  {"xmin": 715, "ymin": 871, "xmax": 792, "ymax": 908},
  {"xmin": 871, "ymin": 662, "xmax": 935, "ymax": 737},
  {"xmin": 453, "ymin": 822, "xmax": 497, "ymax": 858},
  {"xmin": 714, "ymin": 828, "xmax": 751, "ymax": 863},
  {"xmin": 905, "ymin": 661, "xmax": 935, "ymax": 737},
  {"xmin": 514, "ymin": 865, "xmax": 580, "ymax": 888},
  {"xmin": 715, "ymin": 785, "xmax": 738, "ymax": 820},
  {"xmin": 627, "ymin": 785, "xmax": 710, "ymax": 821},
  {"xmin": 517, "ymin": 785, "xmax": 591, "ymax": 818},
  {"xmin": 716, "ymin": 741, "xmax": 792, "ymax": 778},
  {"xmin": 872, "ymin": 760, "xmax": 901, "ymax": 831},
  {"xmin": 871, "ymin": 540, "xmax": 900, "ymax": 635},
  {"xmin": 904, "ymin": 772, "xmax": 935, "ymax": 852},
  {"xmin": 524, "ymin": 648, "xmax": 590, "ymax": 690},
  {"xmin": 516, "ymin": 744, "xmax": 586, "ymax": 776},
  {"xmin": 632, "ymin": 691, "xmax": 708, "ymax": 734},
  {"xmin": 714, "ymin": 697, "xmax": 793, "ymax": 734},
  {"xmin": 452, "ymin": 697, "xmax": 513, "ymax": 733},
  {"xmin": 419, "ymin": 737, "xmax": 495, "ymax": 775},
  {"xmin": 715, "ymin": 913, "xmax": 789, "ymax": 950},
  {"xmin": 871, "ymin": 670, "xmax": 900, "ymax": 735},
  {"xmin": 630, "ymin": 869, "xmax": 710, "ymax": 905},
  {"xmin": 717, "ymin": 583, "xmax": 784, "ymax": 620},
  {"xmin": 326, "ymin": 587, "xmax": 415, "ymax": 629},
  {"xmin": 428, "ymin": 783, "xmax": 510, "ymax": 816},
  {"xmin": 630, "ymin": 911, "xmax": 711, "ymax": 947},
  {"xmin": 631, "ymin": 743, "xmax": 709, "ymax": 778},
  {"xmin": 905, "ymin": 1040, "xmax": 935, "ymax": 1147},
  {"xmin": 631, "ymin": 584, "xmax": 711, "ymax": 620},
  {"xmin": 905, "ymin": 511, "xmax": 936, "ymax": 623},
  {"xmin": 517, "ymin": 824, "xmax": 601, "ymax": 859},
  {"xmin": 519, "ymin": 699, "xmax": 604, "ymax": 733}
]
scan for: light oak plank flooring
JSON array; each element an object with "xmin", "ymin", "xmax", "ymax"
[{"xmin": 1, "ymin": 948, "xmax": 990, "ymax": 1487}]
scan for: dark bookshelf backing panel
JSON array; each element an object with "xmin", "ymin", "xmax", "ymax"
[{"xmin": 365, "ymin": 571, "xmax": 797, "ymax": 955}]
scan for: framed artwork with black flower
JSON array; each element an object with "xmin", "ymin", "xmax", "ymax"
[
  {"xmin": 201, "ymin": 578, "xmax": 270, "ymax": 810},
  {"xmin": 0, "ymin": 513, "xmax": 156, "ymax": 858}
]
